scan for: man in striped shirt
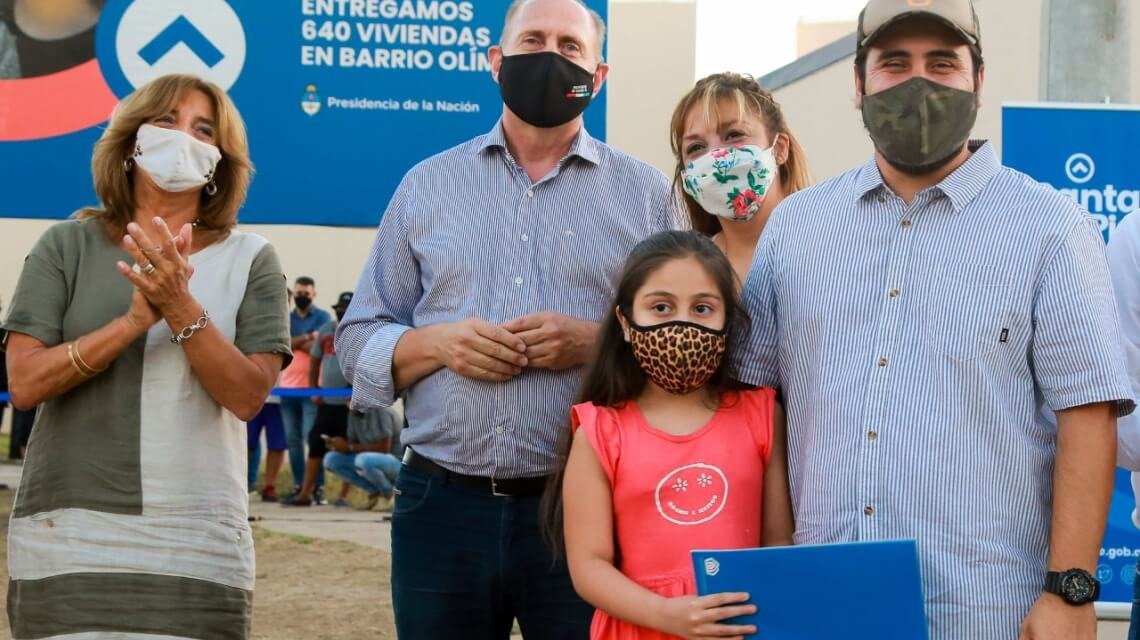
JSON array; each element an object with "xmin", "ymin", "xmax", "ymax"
[
  {"xmin": 739, "ymin": 1, "xmax": 1133, "ymax": 638},
  {"xmin": 335, "ymin": 0, "xmax": 674, "ymax": 637}
]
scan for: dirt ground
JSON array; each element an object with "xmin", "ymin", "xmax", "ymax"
[{"xmin": 0, "ymin": 487, "xmax": 397, "ymax": 640}]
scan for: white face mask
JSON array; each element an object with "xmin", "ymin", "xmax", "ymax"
[
  {"xmin": 133, "ymin": 123, "xmax": 222, "ymax": 193},
  {"xmin": 681, "ymin": 143, "xmax": 778, "ymax": 222}
]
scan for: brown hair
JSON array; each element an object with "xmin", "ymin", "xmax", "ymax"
[
  {"xmin": 669, "ymin": 73, "xmax": 811, "ymax": 236},
  {"xmin": 81, "ymin": 74, "xmax": 252, "ymax": 240}
]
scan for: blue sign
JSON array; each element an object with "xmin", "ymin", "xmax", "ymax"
[
  {"xmin": 1095, "ymin": 468, "xmax": 1140, "ymax": 605},
  {"xmin": 1005, "ymin": 102, "xmax": 1140, "ymax": 605},
  {"xmin": 1004, "ymin": 103, "xmax": 1140, "ymax": 243},
  {"xmin": 0, "ymin": 0, "xmax": 608, "ymax": 226}
]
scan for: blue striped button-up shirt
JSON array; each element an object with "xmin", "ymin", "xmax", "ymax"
[
  {"xmin": 739, "ymin": 141, "xmax": 1134, "ymax": 639},
  {"xmin": 336, "ymin": 121, "xmax": 674, "ymax": 478}
]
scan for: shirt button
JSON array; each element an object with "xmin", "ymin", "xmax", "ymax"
[
  {"xmin": 495, "ymin": 426, "xmax": 504, "ymax": 434},
  {"xmin": 868, "ymin": 431, "xmax": 878, "ymax": 441},
  {"xmin": 514, "ymin": 277, "xmax": 523, "ymax": 286},
  {"xmin": 864, "ymin": 506, "xmax": 874, "ymax": 516},
  {"xmin": 877, "ymin": 357, "xmax": 888, "ymax": 367},
  {"xmin": 888, "ymin": 288, "xmax": 900, "ymax": 298},
  {"xmin": 526, "ymin": 190, "xmax": 534, "ymax": 198},
  {"xmin": 877, "ymin": 195, "xmax": 886, "ymax": 203},
  {"xmin": 521, "ymin": 234, "xmax": 529, "ymax": 242},
  {"xmin": 901, "ymin": 219, "xmax": 912, "ymax": 228}
]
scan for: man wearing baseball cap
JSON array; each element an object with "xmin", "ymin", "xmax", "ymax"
[{"xmin": 738, "ymin": 1, "xmax": 1133, "ymax": 638}]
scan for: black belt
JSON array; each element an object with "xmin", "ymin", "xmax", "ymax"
[{"xmin": 402, "ymin": 448, "xmax": 549, "ymax": 497}]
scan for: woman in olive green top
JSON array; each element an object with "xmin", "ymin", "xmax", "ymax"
[{"xmin": 4, "ymin": 74, "xmax": 290, "ymax": 639}]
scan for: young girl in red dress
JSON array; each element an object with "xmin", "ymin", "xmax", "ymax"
[{"xmin": 547, "ymin": 230, "xmax": 793, "ymax": 640}]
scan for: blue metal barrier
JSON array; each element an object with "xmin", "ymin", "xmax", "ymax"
[{"xmin": 0, "ymin": 388, "xmax": 353, "ymax": 404}]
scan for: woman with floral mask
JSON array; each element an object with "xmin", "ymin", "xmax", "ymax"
[
  {"xmin": 670, "ymin": 73, "xmax": 812, "ymax": 279},
  {"xmin": 4, "ymin": 74, "xmax": 290, "ymax": 638}
]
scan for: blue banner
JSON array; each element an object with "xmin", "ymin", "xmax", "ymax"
[
  {"xmin": 1003, "ymin": 103, "xmax": 1140, "ymax": 243},
  {"xmin": 1004, "ymin": 102, "xmax": 1140, "ymax": 605},
  {"xmin": 0, "ymin": 0, "xmax": 607, "ymax": 226}
]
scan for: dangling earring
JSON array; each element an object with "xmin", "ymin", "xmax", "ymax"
[
  {"xmin": 123, "ymin": 157, "xmax": 133, "ymax": 173},
  {"xmin": 205, "ymin": 179, "xmax": 218, "ymax": 196}
]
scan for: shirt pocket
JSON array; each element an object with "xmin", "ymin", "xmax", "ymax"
[{"xmin": 922, "ymin": 264, "xmax": 1011, "ymax": 362}]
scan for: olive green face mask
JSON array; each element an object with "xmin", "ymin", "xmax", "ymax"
[{"xmin": 861, "ymin": 77, "xmax": 978, "ymax": 175}]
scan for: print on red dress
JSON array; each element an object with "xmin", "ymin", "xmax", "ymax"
[{"xmin": 653, "ymin": 463, "xmax": 728, "ymax": 526}]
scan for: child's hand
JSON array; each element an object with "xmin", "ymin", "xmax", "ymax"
[{"xmin": 655, "ymin": 592, "xmax": 757, "ymax": 639}]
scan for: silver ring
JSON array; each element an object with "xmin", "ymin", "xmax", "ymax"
[{"xmin": 141, "ymin": 262, "xmax": 157, "ymax": 275}]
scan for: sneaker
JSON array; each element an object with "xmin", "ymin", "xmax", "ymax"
[
  {"xmin": 333, "ymin": 498, "xmax": 351, "ymax": 508},
  {"xmin": 313, "ymin": 487, "xmax": 327, "ymax": 506},
  {"xmin": 356, "ymin": 494, "xmax": 381, "ymax": 511},
  {"xmin": 260, "ymin": 487, "xmax": 279, "ymax": 503}
]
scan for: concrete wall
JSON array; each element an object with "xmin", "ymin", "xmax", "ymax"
[
  {"xmin": 771, "ymin": 59, "xmax": 871, "ymax": 184},
  {"xmin": 0, "ymin": 0, "xmax": 697, "ymax": 320},
  {"xmin": 797, "ymin": 20, "xmax": 856, "ymax": 57}
]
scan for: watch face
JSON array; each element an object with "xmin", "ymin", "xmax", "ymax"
[{"xmin": 1061, "ymin": 571, "xmax": 1097, "ymax": 603}]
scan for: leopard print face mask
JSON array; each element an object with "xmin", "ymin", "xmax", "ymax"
[{"xmin": 627, "ymin": 320, "xmax": 727, "ymax": 395}]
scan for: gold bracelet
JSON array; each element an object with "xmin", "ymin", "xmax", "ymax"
[
  {"xmin": 73, "ymin": 337, "xmax": 107, "ymax": 373},
  {"xmin": 67, "ymin": 342, "xmax": 93, "ymax": 378}
]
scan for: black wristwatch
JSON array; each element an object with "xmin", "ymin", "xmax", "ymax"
[{"xmin": 1043, "ymin": 569, "xmax": 1100, "ymax": 605}]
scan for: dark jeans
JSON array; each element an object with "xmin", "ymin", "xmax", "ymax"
[
  {"xmin": 1130, "ymin": 557, "xmax": 1140, "ymax": 640},
  {"xmin": 391, "ymin": 464, "xmax": 591, "ymax": 640},
  {"xmin": 9, "ymin": 406, "xmax": 36, "ymax": 459}
]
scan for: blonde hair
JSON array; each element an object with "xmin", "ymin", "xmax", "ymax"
[
  {"xmin": 83, "ymin": 74, "xmax": 252, "ymax": 240},
  {"xmin": 669, "ymin": 73, "xmax": 812, "ymax": 236}
]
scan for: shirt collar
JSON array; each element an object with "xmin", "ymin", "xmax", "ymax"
[
  {"xmin": 936, "ymin": 140, "xmax": 1000, "ymax": 212},
  {"xmin": 854, "ymin": 140, "xmax": 1001, "ymax": 213},
  {"xmin": 476, "ymin": 118, "xmax": 601, "ymax": 166}
]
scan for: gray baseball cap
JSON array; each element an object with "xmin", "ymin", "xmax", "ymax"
[{"xmin": 858, "ymin": 0, "xmax": 981, "ymax": 51}]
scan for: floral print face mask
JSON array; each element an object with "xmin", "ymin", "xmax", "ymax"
[{"xmin": 682, "ymin": 144, "xmax": 777, "ymax": 222}]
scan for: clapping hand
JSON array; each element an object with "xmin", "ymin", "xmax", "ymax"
[{"xmin": 115, "ymin": 217, "xmax": 196, "ymax": 321}]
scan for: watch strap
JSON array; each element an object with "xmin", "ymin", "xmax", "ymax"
[
  {"xmin": 1043, "ymin": 571, "xmax": 1064, "ymax": 596},
  {"xmin": 1044, "ymin": 569, "xmax": 1099, "ymax": 605}
]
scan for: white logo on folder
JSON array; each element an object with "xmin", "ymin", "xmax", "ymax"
[{"xmin": 703, "ymin": 557, "xmax": 720, "ymax": 577}]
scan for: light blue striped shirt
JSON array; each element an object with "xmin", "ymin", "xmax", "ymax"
[
  {"xmin": 739, "ymin": 141, "xmax": 1134, "ymax": 639},
  {"xmin": 336, "ymin": 121, "xmax": 674, "ymax": 478}
]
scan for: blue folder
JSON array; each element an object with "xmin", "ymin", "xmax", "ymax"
[{"xmin": 691, "ymin": 540, "xmax": 927, "ymax": 639}]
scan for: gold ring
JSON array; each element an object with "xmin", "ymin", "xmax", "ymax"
[{"xmin": 140, "ymin": 245, "xmax": 162, "ymax": 254}]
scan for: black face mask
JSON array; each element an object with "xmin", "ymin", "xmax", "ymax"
[
  {"xmin": 498, "ymin": 52, "xmax": 596, "ymax": 128},
  {"xmin": 294, "ymin": 295, "xmax": 312, "ymax": 310}
]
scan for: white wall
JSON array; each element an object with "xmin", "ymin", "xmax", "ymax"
[{"xmin": 608, "ymin": 0, "xmax": 696, "ymax": 175}]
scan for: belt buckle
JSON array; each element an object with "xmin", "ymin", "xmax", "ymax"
[{"xmin": 491, "ymin": 476, "xmax": 510, "ymax": 497}]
